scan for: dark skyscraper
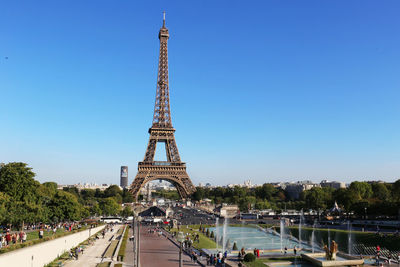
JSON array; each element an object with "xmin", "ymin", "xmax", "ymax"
[{"xmin": 120, "ymin": 166, "xmax": 128, "ymax": 188}]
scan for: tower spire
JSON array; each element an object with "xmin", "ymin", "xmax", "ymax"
[
  {"xmin": 153, "ymin": 11, "xmax": 171, "ymax": 128},
  {"xmin": 163, "ymin": 11, "xmax": 166, "ymax": 28}
]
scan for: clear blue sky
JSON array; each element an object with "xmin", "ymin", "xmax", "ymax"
[{"xmin": 1, "ymin": 1, "xmax": 399, "ymax": 186}]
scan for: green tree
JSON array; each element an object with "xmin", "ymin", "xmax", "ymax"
[
  {"xmin": 99, "ymin": 197, "xmax": 120, "ymax": 216},
  {"xmin": 303, "ymin": 187, "xmax": 333, "ymax": 210},
  {"xmin": 104, "ymin": 185, "xmax": 122, "ymax": 198},
  {"xmin": 0, "ymin": 162, "xmax": 40, "ymax": 202},
  {"xmin": 348, "ymin": 182, "xmax": 372, "ymax": 200},
  {"xmin": 391, "ymin": 179, "xmax": 400, "ymax": 202},
  {"xmin": 333, "ymin": 188, "xmax": 355, "ymax": 211},
  {"xmin": 371, "ymin": 183, "xmax": 390, "ymax": 201},
  {"xmin": 62, "ymin": 187, "xmax": 80, "ymax": 198},
  {"xmin": 122, "ymin": 188, "xmax": 134, "ymax": 203},
  {"xmin": 0, "ymin": 192, "xmax": 10, "ymax": 225},
  {"xmin": 89, "ymin": 203, "xmax": 102, "ymax": 216},
  {"xmin": 192, "ymin": 187, "xmax": 205, "ymax": 201},
  {"xmin": 120, "ymin": 206, "xmax": 133, "ymax": 218},
  {"xmin": 48, "ymin": 191, "xmax": 82, "ymax": 222},
  {"xmin": 255, "ymin": 184, "xmax": 277, "ymax": 200},
  {"xmin": 80, "ymin": 189, "xmax": 96, "ymax": 201}
]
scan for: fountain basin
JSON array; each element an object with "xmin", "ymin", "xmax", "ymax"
[
  {"xmin": 302, "ymin": 253, "xmax": 364, "ymax": 267},
  {"xmin": 209, "ymin": 226, "xmax": 312, "ymax": 251}
]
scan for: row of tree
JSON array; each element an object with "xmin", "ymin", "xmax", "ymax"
[
  {"xmin": 0, "ymin": 162, "xmax": 133, "ymax": 227},
  {"xmin": 1, "ymin": 162, "xmax": 399, "ymax": 226},
  {"xmin": 192, "ymin": 180, "xmax": 400, "ymax": 217}
]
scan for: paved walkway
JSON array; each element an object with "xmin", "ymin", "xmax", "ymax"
[
  {"xmin": 122, "ymin": 227, "xmax": 134, "ymax": 267},
  {"xmin": 139, "ymin": 226, "xmax": 200, "ymax": 267},
  {"xmin": 64, "ymin": 225, "xmax": 122, "ymax": 267}
]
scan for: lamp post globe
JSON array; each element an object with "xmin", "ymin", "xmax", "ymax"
[{"xmin": 177, "ymin": 232, "xmax": 185, "ymax": 267}]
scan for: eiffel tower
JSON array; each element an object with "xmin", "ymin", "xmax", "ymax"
[{"xmin": 129, "ymin": 13, "xmax": 196, "ymax": 200}]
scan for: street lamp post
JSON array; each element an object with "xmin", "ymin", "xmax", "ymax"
[
  {"xmin": 177, "ymin": 232, "xmax": 185, "ymax": 267},
  {"xmin": 132, "ymin": 217, "xmax": 136, "ymax": 267},
  {"xmin": 136, "ymin": 216, "xmax": 142, "ymax": 267}
]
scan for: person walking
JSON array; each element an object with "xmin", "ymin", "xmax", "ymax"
[
  {"xmin": 12, "ymin": 233, "xmax": 17, "ymax": 244},
  {"xmin": 39, "ymin": 229, "xmax": 44, "ymax": 239},
  {"xmin": 22, "ymin": 231, "xmax": 27, "ymax": 243},
  {"xmin": 193, "ymin": 252, "xmax": 198, "ymax": 263},
  {"xmin": 75, "ymin": 247, "xmax": 79, "ymax": 260},
  {"xmin": 5, "ymin": 232, "xmax": 11, "ymax": 246}
]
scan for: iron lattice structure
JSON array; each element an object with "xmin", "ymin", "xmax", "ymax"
[{"xmin": 129, "ymin": 14, "xmax": 196, "ymax": 200}]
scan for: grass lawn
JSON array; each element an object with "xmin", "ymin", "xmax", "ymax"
[
  {"xmin": 260, "ymin": 256, "xmax": 300, "ymax": 263},
  {"xmin": 96, "ymin": 262, "xmax": 111, "ymax": 267},
  {"xmin": 243, "ymin": 259, "xmax": 267, "ymax": 267},
  {"xmin": 26, "ymin": 228, "xmax": 66, "ymax": 241},
  {"xmin": 104, "ymin": 240, "xmax": 118, "ymax": 258},
  {"xmin": 242, "ymin": 256, "xmax": 301, "ymax": 267},
  {"xmin": 0, "ymin": 226, "xmax": 96, "ymax": 255},
  {"xmin": 169, "ymin": 226, "xmax": 216, "ymax": 250}
]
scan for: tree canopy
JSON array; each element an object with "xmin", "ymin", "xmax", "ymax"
[{"xmin": 0, "ymin": 162, "xmax": 131, "ymax": 227}]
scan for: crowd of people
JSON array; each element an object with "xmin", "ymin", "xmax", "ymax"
[
  {"xmin": 0, "ymin": 222, "xmax": 96, "ymax": 250},
  {"xmin": 0, "ymin": 230, "xmax": 27, "ymax": 248},
  {"xmin": 206, "ymin": 251, "xmax": 228, "ymax": 266},
  {"xmin": 375, "ymin": 245, "xmax": 400, "ymax": 266}
]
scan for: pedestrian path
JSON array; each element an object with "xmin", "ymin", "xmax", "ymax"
[
  {"xmin": 64, "ymin": 225, "xmax": 122, "ymax": 267},
  {"xmin": 139, "ymin": 226, "xmax": 200, "ymax": 267},
  {"xmin": 122, "ymin": 227, "xmax": 134, "ymax": 267}
]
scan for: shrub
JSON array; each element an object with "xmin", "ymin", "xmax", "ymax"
[
  {"xmin": 232, "ymin": 242, "xmax": 238, "ymax": 250},
  {"xmin": 244, "ymin": 253, "xmax": 256, "ymax": 262},
  {"xmin": 210, "ymin": 231, "xmax": 214, "ymax": 238}
]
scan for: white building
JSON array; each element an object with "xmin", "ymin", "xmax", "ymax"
[{"xmin": 320, "ymin": 180, "xmax": 346, "ymax": 189}]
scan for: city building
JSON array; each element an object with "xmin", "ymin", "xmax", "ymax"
[
  {"xmin": 57, "ymin": 183, "xmax": 117, "ymax": 191},
  {"xmin": 215, "ymin": 204, "xmax": 240, "ymax": 218},
  {"xmin": 284, "ymin": 180, "xmax": 320, "ymax": 200},
  {"xmin": 320, "ymin": 180, "xmax": 346, "ymax": 189},
  {"xmin": 120, "ymin": 166, "xmax": 128, "ymax": 188}
]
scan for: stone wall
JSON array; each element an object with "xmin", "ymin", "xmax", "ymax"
[{"xmin": 0, "ymin": 225, "xmax": 105, "ymax": 267}]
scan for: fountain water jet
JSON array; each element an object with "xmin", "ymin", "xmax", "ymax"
[
  {"xmin": 347, "ymin": 221, "xmax": 352, "ymax": 255},
  {"xmin": 216, "ymin": 218, "xmax": 219, "ymax": 250},
  {"xmin": 280, "ymin": 219, "xmax": 285, "ymax": 252},
  {"xmin": 299, "ymin": 209, "xmax": 304, "ymax": 249},
  {"xmin": 311, "ymin": 220, "xmax": 316, "ymax": 253},
  {"xmin": 328, "ymin": 228, "xmax": 331, "ymax": 250},
  {"xmin": 222, "ymin": 217, "xmax": 228, "ymax": 252},
  {"xmin": 240, "ymin": 220, "xmax": 245, "ymax": 249}
]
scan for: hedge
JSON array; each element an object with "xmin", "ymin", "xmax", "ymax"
[{"xmin": 118, "ymin": 225, "xmax": 129, "ymax": 261}]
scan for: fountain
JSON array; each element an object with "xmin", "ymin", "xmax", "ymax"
[
  {"xmin": 280, "ymin": 219, "xmax": 285, "ymax": 252},
  {"xmin": 222, "ymin": 217, "xmax": 228, "ymax": 252},
  {"xmin": 311, "ymin": 220, "xmax": 316, "ymax": 253},
  {"xmin": 327, "ymin": 228, "xmax": 331, "ymax": 251},
  {"xmin": 299, "ymin": 209, "xmax": 304, "ymax": 249},
  {"xmin": 240, "ymin": 220, "xmax": 245, "ymax": 249},
  {"xmin": 347, "ymin": 221, "xmax": 352, "ymax": 255},
  {"xmin": 215, "ymin": 217, "xmax": 219, "ymax": 250},
  {"xmin": 302, "ymin": 239, "xmax": 364, "ymax": 266}
]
